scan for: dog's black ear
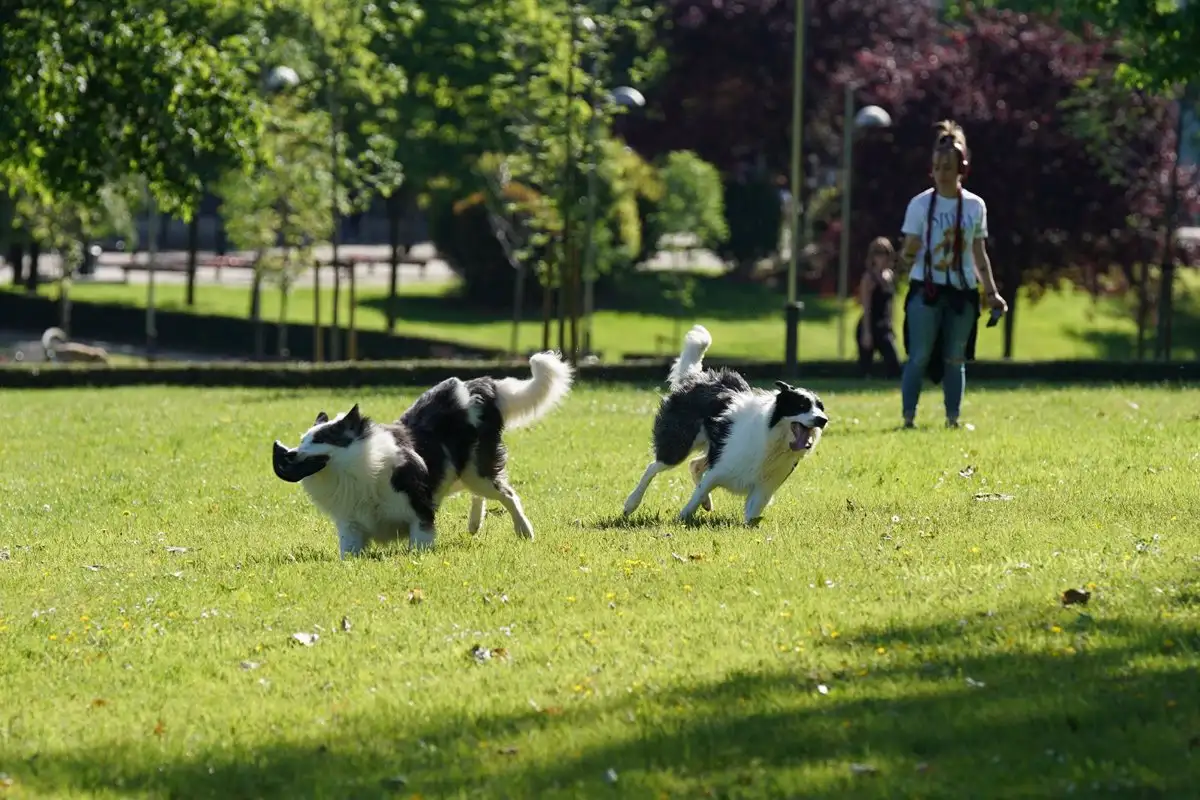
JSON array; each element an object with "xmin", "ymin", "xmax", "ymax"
[
  {"xmin": 315, "ymin": 411, "xmax": 329, "ymax": 425},
  {"xmin": 344, "ymin": 404, "xmax": 363, "ymax": 430},
  {"xmin": 775, "ymin": 380, "xmax": 793, "ymax": 393}
]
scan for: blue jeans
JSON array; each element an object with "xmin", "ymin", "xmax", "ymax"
[{"xmin": 901, "ymin": 289, "xmax": 977, "ymax": 421}]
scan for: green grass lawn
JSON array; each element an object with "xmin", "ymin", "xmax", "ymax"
[
  {"xmin": 1, "ymin": 380, "xmax": 1197, "ymax": 798},
  {"xmin": 13, "ymin": 268, "xmax": 1200, "ymax": 362}
]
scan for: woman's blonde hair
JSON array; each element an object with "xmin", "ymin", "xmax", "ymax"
[
  {"xmin": 866, "ymin": 236, "xmax": 894, "ymax": 260},
  {"xmin": 933, "ymin": 119, "xmax": 968, "ymax": 163}
]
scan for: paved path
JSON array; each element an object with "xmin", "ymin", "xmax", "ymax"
[{"xmin": 0, "ymin": 237, "xmax": 732, "ymax": 289}]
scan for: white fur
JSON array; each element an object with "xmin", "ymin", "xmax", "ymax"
[
  {"xmin": 668, "ymin": 324, "xmax": 712, "ymax": 391},
  {"xmin": 623, "ymin": 326, "xmax": 827, "ymax": 525},
  {"xmin": 494, "ymin": 351, "xmax": 574, "ymax": 428},
  {"xmin": 289, "ymin": 352, "xmax": 573, "ymax": 557}
]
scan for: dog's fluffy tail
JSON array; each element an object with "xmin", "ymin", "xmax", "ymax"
[
  {"xmin": 495, "ymin": 351, "xmax": 574, "ymax": 429},
  {"xmin": 667, "ymin": 324, "xmax": 712, "ymax": 391},
  {"xmin": 41, "ymin": 327, "xmax": 67, "ymax": 352}
]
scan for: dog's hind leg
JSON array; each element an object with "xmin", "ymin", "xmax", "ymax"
[
  {"xmin": 623, "ymin": 461, "xmax": 669, "ymax": 516},
  {"xmin": 467, "ymin": 496, "xmax": 487, "ymax": 534},
  {"xmin": 463, "ymin": 473, "xmax": 534, "ymax": 540},
  {"xmin": 688, "ymin": 455, "xmax": 713, "ymax": 512}
]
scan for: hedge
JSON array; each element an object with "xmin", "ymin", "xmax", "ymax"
[{"xmin": 2, "ymin": 357, "xmax": 1197, "ymax": 389}]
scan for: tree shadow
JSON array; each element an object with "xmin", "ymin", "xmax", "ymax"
[
  {"xmin": 17, "ymin": 606, "xmax": 1198, "ymax": 798},
  {"xmin": 357, "ymin": 270, "xmax": 838, "ymax": 325},
  {"xmin": 1065, "ymin": 281, "xmax": 1200, "ymax": 361}
]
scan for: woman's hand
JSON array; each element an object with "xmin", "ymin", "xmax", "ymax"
[{"xmin": 986, "ymin": 289, "xmax": 1008, "ymax": 313}]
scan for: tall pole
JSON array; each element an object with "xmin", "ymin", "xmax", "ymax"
[
  {"xmin": 146, "ymin": 190, "xmax": 159, "ymax": 361},
  {"xmin": 1156, "ymin": 87, "xmax": 1186, "ymax": 361},
  {"xmin": 582, "ymin": 59, "xmax": 600, "ymax": 356},
  {"xmin": 561, "ymin": 12, "xmax": 578, "ymax": 363},
  {"xmin": 328, "ymin": 68, "xmax": 342, "ymax": 362},
  {"xmin": 836, "ymin": 81, "xmax": 854, "ymax": 360},
  {"xmin": 784, "ymin": 0, "xmax": 807, "ymax": 378}
]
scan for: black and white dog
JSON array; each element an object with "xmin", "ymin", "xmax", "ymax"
[
  {"xmin": 622, "ymin": 324, "xmax": 828, "ymax": 525},
  {"xmin": 272, "ymin": 352, "xmax": 573, "ymax": 556}
]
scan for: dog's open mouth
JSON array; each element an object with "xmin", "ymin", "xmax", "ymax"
[
  {"xmin": 790, "ymin": 422, "xmax": 815, "ymax": 451},
  {"xmin": 273, "ymin": 441, "xmax": 329, "ymax": 482}
]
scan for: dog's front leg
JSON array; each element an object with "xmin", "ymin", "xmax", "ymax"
[
  {"xmin": 467, "ymin": 496, "xmax": 487, "ymax": 534},
  {"xmin": 743, "ymin": 486, "xmax": 774, "ymax": 526},
  {"xmin": 336, "ymin": 521, "xmax": 366, "ymax": 559}
]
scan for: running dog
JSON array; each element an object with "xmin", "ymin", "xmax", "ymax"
[
  {"xmin": 622, "ymin": 325, "xmax": 828, "ymax": 525},
  {"xmin": 272, "ymin": 352, "xmax": 573, "ymax": 556},
  {"xmin": 42, "ymin": 327, "xmax": 109, "ymax": 364}
]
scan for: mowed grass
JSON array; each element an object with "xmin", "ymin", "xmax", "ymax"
[
  {"xmin": 12, "ymin": 268, "xmax": 1200, "ymax": 361},
  {"xmin": 1, "ymin": 381, "xmax": 1198, "ymax": 799}
]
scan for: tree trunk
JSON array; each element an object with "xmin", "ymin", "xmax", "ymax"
[
  {"xmin": 185, "ymin": 213, "xmax": 200, "ymax": 307},
  {"xmin": 386, "ymin": 193, "xmax": 402, "ymax": 334},
  {"xmin": 8, "ymin": 243, "xmax": 24, "ymax": 286},
  {"xmin": 278, "ymin": 249, "xmax": 291, "ymax": 359},
  {"xmin": 250, "ymin": 255, "xmax": 265, "ymax": 361},
  {"xmin": 25, "ymin": 241, "xmax": 40, "ymax": 293},
  {"xmin": 1135, "ymin": 260, "xmax": 1150, "ymax": 360}
]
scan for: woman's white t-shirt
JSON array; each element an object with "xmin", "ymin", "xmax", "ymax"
[{"xmin": 901, "ymin": 188, "xmax": 988, "ymax": 289}]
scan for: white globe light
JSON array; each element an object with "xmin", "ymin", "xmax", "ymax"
[
  {"xmin": 266, "ymin": 66, "xmax": 300, "ymax": 92},
  {"xmin": 854, "ymin": 105, "xmax": 892, "ymax": 129},
  {"xmin": 610, "ymin": 86, "xmax": 646, "ymax": 109}
]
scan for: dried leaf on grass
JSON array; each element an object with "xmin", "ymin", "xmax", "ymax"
[
  {"xmin": 959, "ymin": 466, "xmax": 975, "ymax": 478},
  {"xmin": 408, "ymin": 588, "xmax": 425, "ymax": 604},
  {"xmin": 292, "ymin": 632, "xmax": 319, "ymax": 647},
  {"xmin": 974, "ymin": 492, "xmax": 1015, "ymax": 502}
]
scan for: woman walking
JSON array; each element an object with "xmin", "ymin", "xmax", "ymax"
[
  {"xmin": 896, "ymin": 120, "xmax": 1007, "ymax": 428},
  {"xmin": 855, "ymin": 236, "xmax": 902, "ymax": 378}
]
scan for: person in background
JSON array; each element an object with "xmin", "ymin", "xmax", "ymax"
[
  {"xmin": 855, "ymin": 236, "xmax": 902, "ymax": 378},
  {"xmin": 896, "ymin": 119, "xmax": 1007, "ymax": 429}
]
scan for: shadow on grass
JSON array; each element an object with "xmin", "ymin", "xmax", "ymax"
[
  {"xmin": 1064, "ymin": 283, "xmax": 1200, "ymax": 361},
  {"xmin": 357, "ymin": 270, "xmax": 839, "ymax": 325},
  {"xmin": 18, "ymin": 607, "xmax": 1198, "ymax": 798}
]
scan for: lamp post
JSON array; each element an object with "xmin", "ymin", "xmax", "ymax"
[
  {"xmin": 583, "ymin": 81, "xmax": 645, "ymax": 357},
  {"xmin": 784, "ymin": 0, "xmax": 807, "ymax": 379},
  {"xmin": 836, "ymin": 87, "xmax": 892, "ymax": 359}
]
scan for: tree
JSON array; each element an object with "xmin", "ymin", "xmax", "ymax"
[
  {"xmin": 836, "ymin": 7, "xmax": 1199, "ymax": 357},
  {"xmin": 652, "ymin": 150, "xmax": 729, "ymax": 340},
  {"xmin": 0, "ymin": 0, "xmax": 261, "ymax": 218},
  {"xmin": 217, "ymin": 95, "xmax": 334, "ymax": 360},
  {"xmin": 943, "ymin": 0, "xmax": 1200, "ymax": 92}
]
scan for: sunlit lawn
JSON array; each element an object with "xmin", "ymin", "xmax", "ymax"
[{"xmin": 1, "ymin": 381, "xmax": 1197, "ymax": 798}]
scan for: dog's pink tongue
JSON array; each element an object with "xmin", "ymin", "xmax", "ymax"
[{"xmin": 790, "ymin": 422, "xmax": 809, "ymax": 451}]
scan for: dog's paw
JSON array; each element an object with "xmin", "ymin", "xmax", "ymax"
[
  {"xmin": 744, "ymin": 516, "xmax": 764, "ymax": 528},
  {"xmin": 514, "ymin": 519, "xmax": 535, "ymax": 540},
  {"xmin": 701, "ymin": 494, "xmax": 713, "ymax": 512},
  {"xmin": 409, "ymin": 530, "xmax": 436, "ymax": 552}
]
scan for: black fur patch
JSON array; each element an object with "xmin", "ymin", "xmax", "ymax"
[
  {"xmin": 399, "ymin": 379, "xmax": 476, "ymax": 492},
  {"xmin": 311, "ymin": 404, "xmax": 365, "ymax": 447},
  {"xmin": 769, "ymin": 381, "xmax": 815, "ymax": 428},
  {"xmin": 653, "ymin": 368, "xmax": 750, "ymax": 468},
  {"xmin": 464, "ymin": 377, "xmax": 507, "ymax": 481}
]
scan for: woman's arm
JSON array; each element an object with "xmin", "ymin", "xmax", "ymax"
[
  {"xmin": 898, "ymin": 234, "xmax": 921, "ymax": 271},
  {"xmin": 972, "ymin": 239, "xmax": 1008, "ymax": 311}
]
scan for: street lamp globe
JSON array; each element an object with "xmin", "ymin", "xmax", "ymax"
[
  {"xmin": 265, "ymin": 65, "xmax": 300, "ymax": 92},
  {"xmin": 854, "ymin": 105, "xmax": 892, "ymax": 129},
  {"xmin": 610, "ymin": 85, "xmax": 646, "ymax": 109}
]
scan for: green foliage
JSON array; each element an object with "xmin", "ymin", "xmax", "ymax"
[
  {"xmin": 0, "ymin": 0, "xmax": 262, "ymax": 217},
  {"xmin": 651, "ymin": 151, "xmax": 729, "ymax": 250},
  {"xmin": 216, "ymin": 95, "xmax": 334, "ymax": 291},
  {"xmin": 718, "ymin": 176, "xmax": 785, "ymax": 273},
  {"xmin": 944, "ymin": 0, "xmax": 1200, "ymax": 92}
]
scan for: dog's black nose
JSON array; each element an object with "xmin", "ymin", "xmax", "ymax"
[{"xmin": 813, "ymin": 416, "xmax": 828, "ymax": 429}]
